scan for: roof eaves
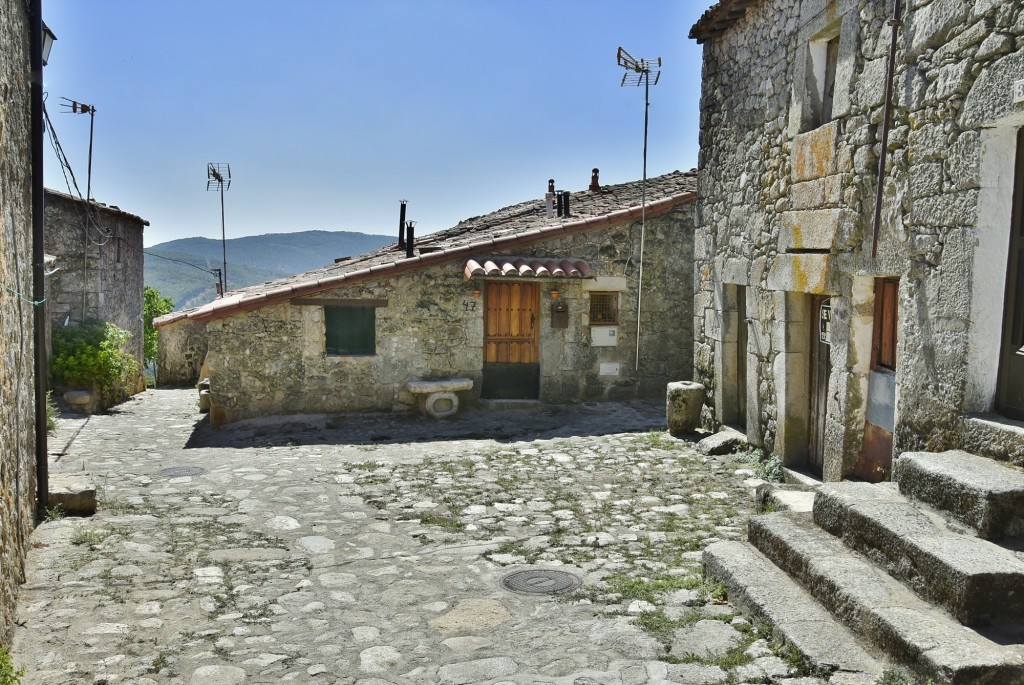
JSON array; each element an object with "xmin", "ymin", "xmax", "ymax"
[
  {"xmin": 184, "ymin": 186, "xmax": 696, "ymax": 324},
  {"xmin": 689, "ymin": 0, "xmax": 760, "ymax": 43}
]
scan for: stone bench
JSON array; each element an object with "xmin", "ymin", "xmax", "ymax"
[{"xmin": 406, "ymin": 378, "xmax": 473, "ymax": 419}]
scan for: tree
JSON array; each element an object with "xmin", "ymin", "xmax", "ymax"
[{"xmin": 143, "ymin": 286, "xmax": 174, "ymax": 367}]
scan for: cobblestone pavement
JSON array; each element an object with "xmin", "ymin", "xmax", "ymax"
[{"xmin": 12, "ymin": 389, "xmax": 828, "ymax": 685}]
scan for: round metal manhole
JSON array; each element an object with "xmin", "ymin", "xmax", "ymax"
[
  {"xmin": 500, "ymin": 569, "xmax": 582, "ymax": 596},
  {"xmin": 159, "ymin": 466, "xmax": 206, "ymax": 478}
]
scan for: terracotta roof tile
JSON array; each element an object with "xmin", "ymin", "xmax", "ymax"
[{"xmin": 155, "ymin": 170, "xmax": 696, "ymax": 326}]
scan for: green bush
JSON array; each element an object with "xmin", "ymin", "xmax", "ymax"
[
  {"xmin": 143, "ymin": 286, "xmax": 174, "ymax": 367},
  {"xmin": 45, "ymin": 390, "xmax": 59, "ymax": 433},
  {"xmin": 0, "ymin": 648, "xmax": 24, "ymax": 685},
  {"xmin": 52, "ymin": 320, "xmax": 139, "ymax": 408}
]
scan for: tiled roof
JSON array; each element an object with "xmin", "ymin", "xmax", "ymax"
[
  {"xmin": 464, "ymin": 257, "xmax": 594, "ymax": 280},
  {"xmin": 155, "ymin": 170, "xmax": 696, "ymax": 326},
  {"xmin": 689, "ymin": 0, "xmax": 760, "ymax": 43}
]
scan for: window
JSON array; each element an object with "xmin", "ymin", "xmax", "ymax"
[
  {"xmin": 589, "ymin": 292, "xmax": 618, "ymax": 325},
  {"xmin": 808, "ymin": 31, "xmax": 840, "ymax": 128},
  {"xmin": 325, "ymin": 306, "xmax": 375, "ymax": 355},
  {"xmin": 872, "ymin": 278, "xmax": 898, "ymax": 372}
]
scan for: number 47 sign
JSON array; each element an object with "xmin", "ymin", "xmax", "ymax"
[{"xmin": 1015, "ymin": 79, "xmax": 1024, "ymax": 104}]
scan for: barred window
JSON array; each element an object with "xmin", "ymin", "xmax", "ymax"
[{"xmin": 589, "ymin": 292, "xmax": 618, "ymax": 325}]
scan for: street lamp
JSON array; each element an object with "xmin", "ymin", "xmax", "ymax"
[
  {"xmin": 206, "ymin": 163, "xmax": 231, "ymax": 293},
  {"xmin": 41, "ymin": 22, "xmax": 55, "ymax": 65}
]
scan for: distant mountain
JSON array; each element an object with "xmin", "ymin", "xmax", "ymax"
[{"xmin": 145, "ymin": 230, "xmax": 392, "ymax": 311}]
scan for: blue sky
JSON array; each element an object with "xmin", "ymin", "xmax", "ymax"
[{"xmin": 41, "ymin": 1, "xmax": 710, "ymax": 247}]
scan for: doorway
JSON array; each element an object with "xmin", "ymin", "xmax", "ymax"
[
  {"xmin": 808, "ymin": 296, "xmax": 832, "ymax": 476},
  {"xmin": 481, "ymin": 282, "xmax": 540, "ymax": 399},
  {"xmin": 997, "ymin": 128, "xmax": 1024, "ymax": 420}
]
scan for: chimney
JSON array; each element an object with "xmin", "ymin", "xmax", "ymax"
[
  {"xmin": 546, "ymin": 178, "xmax": 555, "ymax": 219},
  {"xmin": 405, "ymin": 221, "xmax": 415, "ymax": 258},
  {"xmin": 398, "ymin": 200, "xmax": 407, "ymax": 248},
  {"xmin": 562, "ymin": 191, "xmax": 571, "ymax": 217},
  {"xmin": 589, "ymin": 168, "xmax": 600, "ymax": 192},
  {"xmin": 556, "ymin": 191, "xmax": 564, "ymax": 217}
]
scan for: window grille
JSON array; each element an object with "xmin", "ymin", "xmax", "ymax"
[{"xmin": 589, "ymin": 292, "xmax": 618, "ymax": 325}]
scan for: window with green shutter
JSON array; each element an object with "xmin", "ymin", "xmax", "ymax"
[{"xmin": 325, "ymin": 306, "xmax": 375, "ymax": 356}]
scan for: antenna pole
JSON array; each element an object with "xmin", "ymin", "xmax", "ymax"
[
  {"xmin": 636, "ymin": 69, "xmax": 651, "ymax": 371},
  {"xmin": 617, "ymin": 47, "xmax": 661, "ymax": 371},
  {"xmin": 220, "ymin": 183, "xmax": 227, "ymax": 291}
]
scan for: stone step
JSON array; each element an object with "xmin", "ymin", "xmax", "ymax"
[
  {"xmin": 813, "ymin": 481, "xmax": 1024, "ymax": 625},
  {"xmin": 702, "ymin": 540, "xmax": 883, "ymax": 683},
  {"xmin": 749, "ymin": 512, "xmax": 1024, "ymax": 684},
  {"xmin": 895, "ymin": 450, "xmax": 1024, "ymax": 540}
]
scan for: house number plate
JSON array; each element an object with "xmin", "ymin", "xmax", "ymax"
[
  {"xmin": 819, "ymin": 302, "xmax": 832, "ymax": 345},
  {"xmin": 1015, "ymin": 79, "xmax": 1024, "ymax": 104}
]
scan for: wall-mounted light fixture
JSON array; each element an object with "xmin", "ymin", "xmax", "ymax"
[
  {"xmin": 549, "ymin": 289, "xmax": 560, "ymax": 300},
  {"xmin": 472, "ymin": 288, "xmax": 481, "ymax": 299}
]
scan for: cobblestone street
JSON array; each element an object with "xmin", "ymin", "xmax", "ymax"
[{"xmin": 11, "ymin": 389, "xmax": 821, "ymax": 685}]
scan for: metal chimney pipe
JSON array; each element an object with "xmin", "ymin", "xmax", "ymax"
[
  {"xmin": 590, "ymin": 168, "xmax": 600, "ymax": 191},
  {"xmin": 556, "ymin": 191, "xmax": 564, "ymax": 217},
  {"xmin": 405, "ymin": 222, "xmax": 415, "ymax": 258},
  {"xmin": 398, "ymin": 200, "xmax": 407, "ymax": 248},
  {"xmin": 563, "ymin": 191, "xmax": 571, "ymax": 217}
]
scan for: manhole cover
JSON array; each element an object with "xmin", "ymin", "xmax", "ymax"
[
  {"xmin": 500, "ymin": 569, "xmax": 582, "ymax": 596},
  {"xmin": 159, "ymin": 466, "xmax": 206, "ymax": 478}
]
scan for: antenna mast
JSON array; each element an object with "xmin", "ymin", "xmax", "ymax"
[
  {"xmin": 207, "ymin": 163, "xmax": 232, "ymax": 293},
  {"xmin": 617, "ymin": 47, "xmax": 661, "ymax": 371}
]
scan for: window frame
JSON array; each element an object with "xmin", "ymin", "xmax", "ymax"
[
  {"xmin": 872, "ymin": 277, "xmax": 899, "ymax": 373},
  {"xmin": 588, "ymin": 291, "xmax": 619, "ymax": 325},
  {"xmin": 324, "ymin": 304, "xmax": 377, "ymax": 357}
]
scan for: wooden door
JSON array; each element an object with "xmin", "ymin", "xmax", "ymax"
[
  {"xmin": 737, "ymin": 286, "xmax": 748, "ymax": 428},
  {"xmin": 997, "ymin": 129, "xmax": 1024, "ymax": 420},
  {"xmin": 808, "ymin": 296, "xmax": 831, "ymax": 476},
  {"xmin": 482, "ymin": 282, "xmax": 540, "ymax": 399}
]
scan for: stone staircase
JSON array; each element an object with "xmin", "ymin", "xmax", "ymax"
[{"xmin": 704, "ymin": 450, "xmax": 1024, "ymax": 684}]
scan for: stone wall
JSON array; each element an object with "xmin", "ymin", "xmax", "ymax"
[
  {"xmin": 0, "ymin": 0, "xmax": 36, "ymax": 647},
  {"xmin": 156, "ymin": 318, "xmax": 207, "ymax": 386},
  {"xmin": 206, "ymin": 207, "xmax": 694, "ymax": 425},
  {"xmin": 45, "ymin": 191, "xmax": 146, "ymax": 389},
  {"xmin": 695, "ymin": 0, "xmax": 1024, "ymax": 478}
]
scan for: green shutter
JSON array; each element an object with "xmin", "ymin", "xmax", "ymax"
[{"xmin": 325, "ymin": 306, "xmax": 375, "ymax": 355}]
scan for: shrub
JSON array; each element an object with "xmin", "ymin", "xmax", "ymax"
[
  {"xmin": 143, "ymin": 286, "xmax": 174, "ymax": 367},
  {"xmin": 0, "ymin": 648, "xmax": 24, "ymax": 685},
  {"xmin": 52, "ymin": 320, "xmax": 139, "ymax": 408},
  {"xmin": 45, "ymin": 390, "xmax": 59, "ymax": 433}
]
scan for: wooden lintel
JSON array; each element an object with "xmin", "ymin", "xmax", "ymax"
[{"xmin": 290, "ymin": 298, "xmax": 388, "ymax": 308}]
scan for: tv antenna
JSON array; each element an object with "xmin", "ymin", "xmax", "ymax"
[
  {"xmin": 617, "ymin": 47, "xmax": 661, "ymax": 371},
  {"xmin": 207, "ymin": 163, "xmax": 232, "ymax": 294}
]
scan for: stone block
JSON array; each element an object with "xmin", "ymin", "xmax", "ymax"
[
  {"xmin": 666, "ymin": 381, "xmax": 705, "ymax": 435},
  {"xmin": 49, "ymin": 474, "xmax": 97, "ymax": 516},
  {"xmin": 790, "ymin": 180, "xmax": 825, "ymax": 210},
  {"xmin": 63, "ymin": 389, "xmax": 98, "ymax": 415},
  {"xmin": 766, "ymin": 253, "xmax": 831, "ymax": 294},
  {"xmin": 895, "ymin": 449, "xmax": 1024, "ymax": 539},
  {"xmin": 698, "ymin": 427, "xmax": 748, "ymax": 455},
  {"xmin": 792, "ymin": 122, "xmax": 839, "ymax": 183},
  {"xmin": 780, "ymin": 210, "xmax": 842, "ymax": 251}
]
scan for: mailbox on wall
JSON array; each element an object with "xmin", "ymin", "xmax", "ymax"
[{"xmin": 551, "ymin": 301, "xmax": 569, "ymax": 329}]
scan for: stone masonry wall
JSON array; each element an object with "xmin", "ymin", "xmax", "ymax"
[
  {"xmin": 0, "ymin": 0, "xmax": 36, "ymax": 647},
  {"xmin": 207, "ymin": 207, "xmax": 693, "ymax": 425},
  {"xmin": 156, "ymin": 318, "xmax": 207, "ymax": 387},
  {"xmin": 45, "ymin": 191, "xmax": 146, "ymax": 389},
  {"xmin": 696, "ymin": 0, "xmax": 1024, "ymax": 477}
]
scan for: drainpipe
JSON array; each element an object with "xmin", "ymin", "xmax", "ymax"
[
  {"xmin": 30, "ymin": 0, "xmax": 49, "ymax": 513},
  {"xmin": 870, "ymin": 0, "xmax": 903, "ymax": 259}
]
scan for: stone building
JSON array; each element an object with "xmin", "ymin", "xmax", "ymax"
[
  {"xmin": 0, "ymin": 0, "xmax": 37, "ymax": 646},
  {"xmin": 155, "ymin": 316, "xmax": 206, "ymax": 386},
  {"xmin": 44, "ymin": 189, "xmax": 148, "ymax": 389},
  {"xmin": 691, "ymin": 0, "xmax": 1024, "ymax": 481},
  {"xmin": 156, "ymin": 171, "xmax": 696, "ymax": 426}
]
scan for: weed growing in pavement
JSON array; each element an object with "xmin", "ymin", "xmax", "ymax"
[
  {"xmin": 0, "ymin": 648, "xmax": 25, "ymax": 685},
  {"xmin": 414, "ymin": 512, "xmax": 466, "ymax": 533},
  {"xmin": 43, "ymin": 503, "xmax": 65, "ymax": 521},
  {"xmin": 70, "ymin": 527, "xmax": 110, "ymax": 547},
  {"xmin": 876, "ymin": 669, "xmax": 936, "ymax": 685},
  {"xmin": 633, "ymin": 608, "xmax": 703, "ymax": 647}
]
